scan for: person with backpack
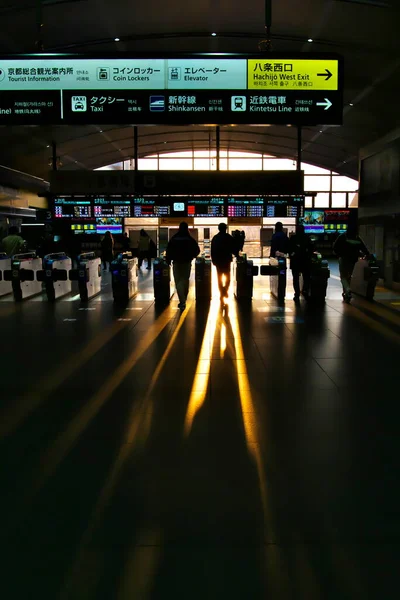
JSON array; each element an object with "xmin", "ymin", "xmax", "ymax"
[
  {"xmin": 211, "ymin": 223, "xmax": 239, "ymax": 299},
  {"xmin": 288, "ymin": 224, "xmax": 314, "ymax": 302},
  {"xmin": 333, "ymin": 222, "xmax": 369, "ymax": 302},
  {"xmin": 166, "ymin": 222, "xmax": 200, "ymax": 310}
]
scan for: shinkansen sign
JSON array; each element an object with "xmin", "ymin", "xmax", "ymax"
[{"xmin": 0, "ymin": 53, "xmax": 343, "ymax": 126}]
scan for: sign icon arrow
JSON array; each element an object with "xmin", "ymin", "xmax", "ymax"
[
  {"xmin": 316, "ymin": 98, "xmax": 332, "ymax": 111},
  {"xmin": 317, "ymin": 68, "xmax": 332, "ymax": 81}
]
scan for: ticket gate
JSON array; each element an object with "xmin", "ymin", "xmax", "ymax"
[
  {"xmin": 69, "ymin": 252, "xmax": 102, "ymax": 302},
  {"xmin": 111, "ymin": 253, "xmax": 138, "ymax": 303},
  {"xmin": 37, "ymin": 252, "xmax": 72, "ymax": 301},
  {"xmin": 3, "ymin": 252, "xmax": 43, "ymax": 301},
  {"xmin": 351, "ymin": 255, "xmax": 379, "ymax": 301},
  {"xmin": 153, "ymin": 257, "xmax": 173, "ymax": 305},
  {"xmin": 195, "ymin": 256, "xmax": 212, "ymax": 301},
  {"xmin": 303, "ymin": 253, "xmax": 330, "ymax": 304},
  {"xmin": 260, "ymin": 256, "xmax": 287, "ymax": 304},
  {"xmin": 0, "ymin": 254, "xmax": 12, "ymax": 297},
  {"xmin": 233, "ymin": 255, "xmax": 259, "ymax": 300}
]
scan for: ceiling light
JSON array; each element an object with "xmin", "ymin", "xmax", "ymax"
[
  {"xmin": 114, "ymin": 37, "xmax": 120, "ymax": 42},
  {"xmin": 46, "ymin": 144, "xmax": 50, "ymax": 147},
  {"xmin": 211, "ymin": 32, "xmax": 217, "ymax": 37},
  {"xmin": 307, "ymin": 38, "xmax": 313, "ymax": 42},
  {"xmin": 319, "ymin": 130, "xmax": 323, "ymax": 133},
  {"xmin": 349, "ymin": 103, "xmax": 354, "ymax": 106}
]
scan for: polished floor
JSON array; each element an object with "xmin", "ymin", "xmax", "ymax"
[{"xmin": 1, "ymin": 263, "xmax": 400, "ymax": 599}]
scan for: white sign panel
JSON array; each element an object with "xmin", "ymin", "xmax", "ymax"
[
  {"xmin": 0, "ymin": 59, "xmax": 165, "ymax": 90},
  {"xmin": 166, "ymin": 59, "xmax": 247, "ymax": 90}
]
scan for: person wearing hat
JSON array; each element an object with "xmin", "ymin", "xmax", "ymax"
[
  {"xmin": 211, "ymin": 223, "xmax": 239, "ymax": 299},
  {"xmin": 166, "ymin": 222, "xmax": 200, "ymax": 310}
]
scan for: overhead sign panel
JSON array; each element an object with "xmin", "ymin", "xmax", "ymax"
[
  {"xmin": 247, "ymin": 59, "xmax": 338, "ymax": 91},
  {"xmin": 0, "ymin": 53, "xmax": 342, "ymax": 126}
]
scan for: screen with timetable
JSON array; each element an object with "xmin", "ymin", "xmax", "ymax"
[
  {"xmin": 227, "ymin": 197, "xmax": 263, "ymax": 217},
  {"xmin": 187, "ymin": 197, "xmax": 225, "ymax": 217}
]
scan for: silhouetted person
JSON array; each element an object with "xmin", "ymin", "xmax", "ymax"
[
  {"xmin": 138, "ymin": 229, "xmax": 151, "ymax": 269},
  {"xmin": 289, "ymin": 224, "xmax": 314, "ymax": 302},
  {"xmin": 101, "ymin": 230, "xmax": 114, "ymax": 271},
  {"xmin": 270, "ymin": 222, "xmax": 289, "ymax": 258},
  {"xmin": 122, "ymin": 232, "xmax": 131, "ymax": 252},
  {"xmin": 211, "ymin": 223, "xmax": 239, "ymax": 299},
  {"xmin": 1, "ymin": 226, "xmax": 25, "ymax": 256},
  {"xmin": 334, "ymin": 222, "xmax": 368, "ymax": 302},
  {"xmin": 166, "ymin": 222, "xmax": 200, "ymax": 310}
]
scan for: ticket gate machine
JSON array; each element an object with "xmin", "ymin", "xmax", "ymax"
[
  {"xmin": 195, "ymin": 256, "xmax": 212, "ymax": 301},
  {"xmin": 37, "ymin": 252, "xmax": 72, "ymax": 301},
  {"xmin": 233, "ymin": 255, "xmax": 259, "ymax": 300},
  {"xmin": 0, "ymin": 253, "xmax": 12, "ymax": 297},
  {"xmin": 69, "ymin": 252, "xmax": 102, "ymax": 302},
  {"xmin": 153, "ymin": 257, "xmax": 173, "ymax": 305},
  {"xmin": 260, "ymin": 256, "xmax": 287, "ymax": 304},
  {"xmin": 111, "ymin": 253, "xmax": 138, "ymax": 303},
  {"xmin": 303, "ymin": 253, "xmax": 330, "ymax": 303},
  {"xmin": 3, "ymin": 252, "xmax": 42, "ymax": 301},
  {"xmin": 351, "ymin": 255, "xmax": 379, "ymax": 301}
]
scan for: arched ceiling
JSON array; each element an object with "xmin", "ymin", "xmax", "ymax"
[{"xmin": 0, "ymin": 0, "xmax": 399, "ymax": 182}]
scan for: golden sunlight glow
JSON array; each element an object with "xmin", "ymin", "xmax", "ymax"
[
  {"xmin": 57, "ymin": 307, "xmax": 193, "ymax": 599},
  {"xmin": 183, "ymin": 299, "xmax": 219, "ymax": 437},
  {"xmin": 220, "ymin": 322, "xmax": 226, "ymax": 358}
]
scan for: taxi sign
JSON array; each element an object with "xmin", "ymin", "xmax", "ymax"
[
  {"xmin": 247, "ymin": 59, "xmax": 339, "ymax": 91},
  {"xmin": 0, "ymin": 53, "xmax": 343, "ymax": 126}
]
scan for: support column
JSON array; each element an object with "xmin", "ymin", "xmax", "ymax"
[
  {"xmin": 216, "ymin": 126, "xmax": 220, "ymax": 171},
  {"xmin": 297, "ymin": 126, "xmax": 302, "ymax": 170},
  {"xmin": 52, "ymin": 141, "xmax": 58, "ymax": 171},
  {"xmin": 133, "ymin": 126, "xmax": 138, "ymax": 171}
]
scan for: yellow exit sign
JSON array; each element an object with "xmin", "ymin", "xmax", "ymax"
[{"xmin": 247, "ymin": 59, "xmax": 339, "ymax": 91}]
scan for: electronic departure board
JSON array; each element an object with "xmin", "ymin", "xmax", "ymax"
[
  {"xmin": 265, "ymin": 196, "xmax": 304, "ymax": 218},
  {"xmin": 187, "ymin": 197, "xmax": 225, "ymax": 217},
  {"xmin": 53, "ymin": 197, "xmax": 92, "ymax": 219},
  {"xmin": 93, "ymin": 197, "xmax": 132, "ymax": 217},
  {"xmin": 133, "ymin": 197, "xmax": 171, "ymax": 217},
  {"xmin": 52, "ymin": 195, "xmax": 305, "ymax": 219},
  {"xmin": 227, "ymin": 197, "xmax": 263, "ymax": 218}
]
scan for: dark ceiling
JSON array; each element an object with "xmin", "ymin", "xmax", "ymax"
[{"xmin": 0, "ymin": 0, "xmax": 399, "ymax": 181}]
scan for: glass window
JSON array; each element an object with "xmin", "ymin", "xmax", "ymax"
[
  {"xmin": 304, "ymin": 175, "xmax": 330, "ymax": 192},
  {"xmin": 228, "ymin": 158, "xmax": 263, "ymax": 170},
  {"xmin": 331, "ymin": 192, "xmax": 347, "ymax": 208},
  {"xmin": 194, "ymin": 158, "xmax": 213, "ymax": 170},
  {"xmin": 159, "ymin": 158, "xmax": 193, "ymax": 170},
  {"xmin": 332, "ymin": 176, "xmax": 358, "ymax": 191},
  {"xmin": 160, "ymin": 150, "xmax": 193, "ymax": 158},
  {"xmin": 314, "ymin": 193, "xmax": 330, "ymax": 208},
  {"xmin": 228, "ymin": 150, "xmax": 261, "ymax": 158},
  {"xmin": 137, "ymin": 158, "xmax": 158, "ymax": 170},
  {"xmin": 349, "ymin": 192, "xmax": 359, "ymax": 207},
  {"xmin": 301, "ymin": 163, "xmax": 330, "ymax": 175},
  {"xmin": 263, "ymin": 158, "xmax": 296, "ymax": 170}
]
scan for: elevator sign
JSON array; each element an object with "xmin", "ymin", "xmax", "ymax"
[{"xmin": 0, "ymin": 53, "xmax": 343, "ymax": 126}]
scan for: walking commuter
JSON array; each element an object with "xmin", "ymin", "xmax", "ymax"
[
  {"xmin": 270, "ymin": 222, "xmax": 289, "ymax": 258},
  {"xmin": 122, "ymin": 232, "xmax": 131, "ymax": 252},
  {"xmin": 333, "ymin": 222, "xmax": 369, "ymax": 302},
  {"xmin": 101, "ymin": 230, "xmax": 114, "ymax": 271},
  {"xmin": 288, "ymin": 224, "xmax": 314, "ymax": 302},
  {"xmin": 138, "ymin": 229, "xmax": 152, "ymax": 269},
  {"xmin": 1, "ymin": 226, "xmax": 26, "ymax": 257},
  {"xmin": 211, "ymin": 223, "xmax": 239, "ymax": 299},
  {"xmin": 166, "ymin": 222, "xmax": 200, "ymax": 310}
]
